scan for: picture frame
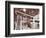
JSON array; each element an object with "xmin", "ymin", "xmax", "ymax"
[{"xmin": 5, "ymin": 1, "xmax": 45, "ymax": 37}]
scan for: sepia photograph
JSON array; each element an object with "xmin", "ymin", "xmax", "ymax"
[{"xmin": 14, "ymin": 8, "xmax": 39, "ymax": 30}]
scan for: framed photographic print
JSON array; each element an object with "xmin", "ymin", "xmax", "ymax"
[{"xmin": 5, "ymin": 1, "xmax": 45, "ymax": 37}]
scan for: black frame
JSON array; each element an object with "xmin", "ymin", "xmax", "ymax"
[{"xmin": 5, "ymin": 1, "xmax": 45, "ymax": 37}]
